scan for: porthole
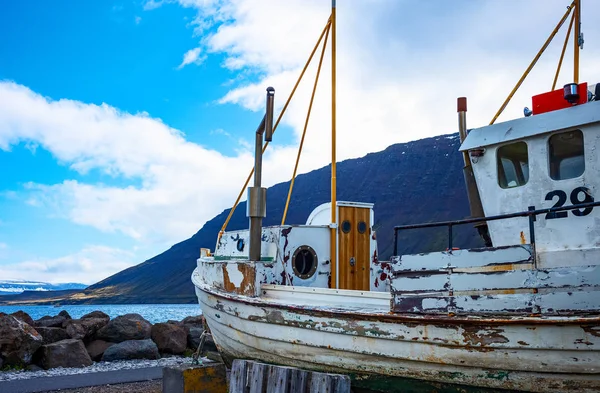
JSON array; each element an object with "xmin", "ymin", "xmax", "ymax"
[
  {"xmin": 357, "ymin": 221, "xmax": 368, "ymax": 234},
  {"xmin": 292, "ymin": 245, "xmax": 318, "ymax": 279},
  {"xmin": 341, "ymin": 220, "xmax": 351, "ymax": 233},
  {"xmin": 236, "ymin": 238, "xmax": 245, "ymax": 252}
]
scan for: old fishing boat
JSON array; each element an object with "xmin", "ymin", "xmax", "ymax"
[{"xmin": 192, "ymin": 1, "xmax": 600, "ymax": 391}]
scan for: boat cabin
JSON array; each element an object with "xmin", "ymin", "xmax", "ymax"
[
  {"xmin": 460, "ymin": 84, "xmax": 600, "ymax": 265},
  {"xmin": 390, "ymin": 82, "xmax": 600, "ymax": 316},
  {"xmin": 204, "ymin": 201, "xmax": 381, "ymax": 295}
]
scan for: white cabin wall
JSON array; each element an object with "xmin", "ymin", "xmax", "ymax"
[
  {"xmin": 276, "ymin": 226, "xmax": 331, "ymax": 288},
  {"xmin": 471, "ymin": 123, "xmax": 600, "ymax": 260},
  {"xmin": 215, "ymin": 227, "xmax": 281, "ymax": 261}
]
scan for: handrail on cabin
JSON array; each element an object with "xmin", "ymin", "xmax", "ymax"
[{"xmin": 393, "ymin": 200, "xmax": 600, "ymax": 256}]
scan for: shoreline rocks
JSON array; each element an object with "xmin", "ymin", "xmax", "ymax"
[
  {"xmin": 39, "ymin": 339, "xmax": 93, "ymax": 370},
  {"xmin": 0, "ymin": 310, "xmax": 208, "ymax": 371}
]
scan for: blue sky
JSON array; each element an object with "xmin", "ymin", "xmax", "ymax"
[{"xmin": 0, "ymin": 0, "xmax": 599, "ymax": 284}]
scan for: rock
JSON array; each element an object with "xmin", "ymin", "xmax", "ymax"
[
  {"xmin": 181, "ymin": 315, "xmax": 204, "ymax": 327},
  {"xmin": 81, "ymin": 311, "xmax": 110, "ymax": 322},
  {"xmin": 65, "ymin": 318, "xmax": 108, "ymax": 341},
  {"xmin": 35, "ymin": 315, "xmax": 66, "ymax": 328},
  {"xmin": 0, "ymin": 315, "xmax": 43, "ymax": 366},
  {"xmin": 35, "ymin": 327, "xmax": 70, "ymax": 345},
  {"xmin": 10, "ymin": 311, "xmax": 34, "ymax": 326},
  {"xmin": 39, "ymin": 339, "xmax": 92, "ymax": 369},
  {"xmin": 96, "ymin": 314, "xmax": 152, "ymax": 343},
  {"xmin": 101, "ymin": 339, "xmax": 159, "ymax": 362},
  {"xmin": 151, "ymin": 323, "xmax": 187, "ymax": 355},
  {"xmin": 204, "ymin": 335, "xmax": 218, "ymax": 353},
  {"xmin": 58, "ymin": 310, "xmax": 72, "ymax": 320},
  {"xmin": 187, "ymin": 326, "xmax": 203, "ymax": 350},
  {"xmin": 64, "ymin": 320, "xmax": 86, "ymax": 340},
  {"xmin": 86, "ymin": 340, "xmax": 115, "ymax": 361},
  {"xmin": 26, "ymin": 364, "xmax": 43, "ymax": 372}
]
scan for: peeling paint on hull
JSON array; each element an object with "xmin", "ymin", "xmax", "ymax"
[{"xmin": 193, "ymin": 271, "xmax": 600, "ymax": 392}]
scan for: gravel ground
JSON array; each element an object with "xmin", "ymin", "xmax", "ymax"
[
  {"xmin": 0, "ymin": 357, "xmax": 204, "ymax": 382},
  {"xmin": 41, "ymin": 380, "xmax": 162, "ymax": 393}
]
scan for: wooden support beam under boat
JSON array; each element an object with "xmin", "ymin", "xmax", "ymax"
[{"xmin": 229, "ymin": 360, "xmax": 351, "ymax": 393}]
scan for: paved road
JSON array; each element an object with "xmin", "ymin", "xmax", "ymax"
[{"xmin": 0, "ymin": 367, "xmax": 163, "ymax": 393}]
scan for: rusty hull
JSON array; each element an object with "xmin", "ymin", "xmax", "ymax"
[{"xmin": 192, "ymin": 268, "xmax": 600, "ymax": 392}]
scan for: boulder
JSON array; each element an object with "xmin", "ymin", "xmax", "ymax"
[
  {"xmin": 35, "ymin": 327, "xmax": 70, "ymax": 345},
  {"xmin": 10, "ymin": 311, "xmax": 34, "ymax": 326},
  {"xmin": 181, "ymin": 315, "xmax": 204, "ymax": 327},
  {"xmin": 187, "ymin": 326, "xmax": 203, "ymax": 350},
  {"xmin": 96, "ymin": 313, "xmax": 152, "ymax": 343},
  {"xmin": 81, "ymin": 311, "xmax": 110, "ymax": 322},
  {"xmin": 65, "ymin": 318, "xmax": 108, "ymax": 341},
  {"xmin": 151, "ymin": 323, "xmax": 187, "ymax": 355},
  {"xmin": 86, "ymin": 340, "xmax": 115, "ymax": 361},
  {"xmin": 204, "ymin": 335, "xmax": 218, "ymax": 353},
  {"xmin": 35, "ymin": 315, "xmax": 66, "ymax": 328},
  {"xmin": 0, "ymin": 315, "xmax": 43, "ymax": 366},
  {"xmin": 39, "ymin": 339, "xmax": 92, "ymax": 369},
  {"xmin": 58, "ymin": 310, "xmax": 72, "ymax": 320},
  {"xmin": 101, "ymin": 339, "xmax": 159, "ymax": 362}
]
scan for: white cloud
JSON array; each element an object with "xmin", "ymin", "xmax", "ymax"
[
  {"xmin": 164, "ymin": 0, "xmax": 600, "ymax": 173},
  {"xmin": 135, "ymin": 16, "xmax": 142, "ymax": 25},
  {"xmin": 143, "ymin": 0, "xmax": 165, "ymax": 11},
  {"xmin": 177, "ymin": 47, "xmax": 205, "ymax": 69},
  {"xmin": 0, "ymin": 245, "xmax": 136, "ymax": 284},
  {"xmin": 0, "ymin": 81, "xmax": 296, "ymax": 245}
]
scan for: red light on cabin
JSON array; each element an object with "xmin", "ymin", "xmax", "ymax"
[{"xmin": 532, "ymin": 82, "xmax": 588, "ymax": 115}]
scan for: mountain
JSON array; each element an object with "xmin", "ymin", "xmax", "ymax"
[
  {"xmin": 1, "ymin": 133, "xmax": 484, "ymax": 305},
  {"xmin": 0, "ymin": 280, "xmax": 88, "ymax": 295}
]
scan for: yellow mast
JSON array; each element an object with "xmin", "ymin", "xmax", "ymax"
[
  {"xmin": 574, "ymin": 0, "xmax": 580, "ymax": 83},
  {"xmin": 330, "ymin": 0, "xmax": 338, "ymax": 288}
]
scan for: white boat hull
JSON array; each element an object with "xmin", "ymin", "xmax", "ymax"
[{"xmin": 193, "ymin": 269, "xmax": 600, "ymax": 392}]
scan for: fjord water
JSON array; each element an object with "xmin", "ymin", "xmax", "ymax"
[{"xmin": 0, "ymin": 304, "xmax": 201, "ymax": 324}]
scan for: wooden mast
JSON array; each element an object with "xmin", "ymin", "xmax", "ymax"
[{"xmin": 330, "ymin": 0, "xmax": 338, "ymax": 288}]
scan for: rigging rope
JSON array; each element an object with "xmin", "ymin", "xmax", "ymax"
[
  {"xmin": 489, "ymin": 1, "xmax": 575, "ymax": 125},
  {"xmin": 217, "ymin": 17, "xmax": 332, "ymax": 243},
  {"xmin": 281, "ymin": 22, "xmax": 331, "ymax": 225},
  {"xmin": 552, "ymin": 10, "xmax": 576, "ymax": 91}
]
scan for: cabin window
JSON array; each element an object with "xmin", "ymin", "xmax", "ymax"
[
  {"xmin": 497, "ymin": 142, "xmax": 529, "ymax": 189},
  {"xmin": 549, "ymin": 130, "xmax": 584, "ymax": 180},
  {"xmin": 341, "ymin": 220, "xmax": 351, "ymax": 234},
  {"xmin": 292, "ymin": 245, "xmax": 318, "ymax": 279}
]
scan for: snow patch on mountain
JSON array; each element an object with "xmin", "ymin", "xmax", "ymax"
[{"xmin": 0, "ymin": 280, "xmax": 87, "ymax": 295}]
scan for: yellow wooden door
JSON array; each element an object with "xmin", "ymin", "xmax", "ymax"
[{"xmin": 338, "ymin": 206, "xmax": 371, "ymax": 290}]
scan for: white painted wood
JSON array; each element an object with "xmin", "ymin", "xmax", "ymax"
[
  {"xmin": 467, "ymin": 122, "xmax": 600, "ymax": 251},
  {"xmin": 393, "ymin": 245, "xmax": 533, "ymax": 272}
]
